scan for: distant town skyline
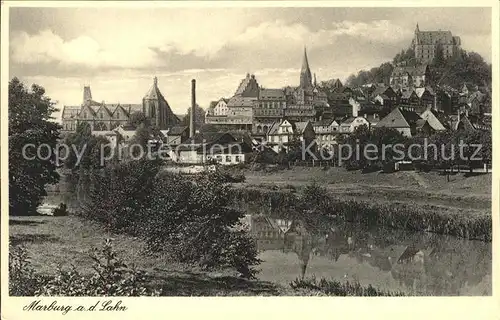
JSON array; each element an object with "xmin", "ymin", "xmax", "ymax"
[{"xmin": 9, "ymin": 7, "xmax": 491, "ymax": 120}]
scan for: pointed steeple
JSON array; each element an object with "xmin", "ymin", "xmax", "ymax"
[
  {"xmin": 300, "ymin": 46, "xmax": 313, "ymax": 89},
  {"xmin": 416, "ymin": 23, "xmax": 419, "ymax": 32},
  {"xmin": 144, "ymin": 77, "xmax": 160, "ymax": 100},
  {"xmin": 314, "ymin": 73, "xmax": 317, "ymax": 87}
]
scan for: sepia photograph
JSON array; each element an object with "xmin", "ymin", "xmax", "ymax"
[{"xmin": 2, "ymin": 2, "xmax": 497, "ymax": 313}]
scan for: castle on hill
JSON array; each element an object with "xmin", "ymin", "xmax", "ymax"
[{"xmin": 411, "ymin": 23, "xmax": 461, "ymax": 63}]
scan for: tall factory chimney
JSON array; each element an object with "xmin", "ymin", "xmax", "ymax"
[{"xmin": 190, "ymin": 79, "xmax": 196, "ymax": 139}]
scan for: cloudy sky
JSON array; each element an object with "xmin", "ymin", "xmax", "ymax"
[{"xmin": 9, "ymin": 6, "xmax": 491, "ymax": 120}]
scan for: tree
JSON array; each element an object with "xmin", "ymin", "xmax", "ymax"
[
  {"xmin": 128, "ymin": 111, "xmax": 150, "ymax": 129},
  {"xmin": 64, "ymin": 122, "xmax": 111, "ymax": 170},
  {"xmin": 433, "ymin": 43, "xmax": 446, "ymax": 67},
  {"xmin": 181, "ymin": 104, "xmax": 206, "ymax": 131},
  {"xmin": 9, "ymin": 78, "xmax": 61, "ymax": 215}
]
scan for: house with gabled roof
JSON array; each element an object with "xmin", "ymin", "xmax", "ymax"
[
  {"xmin": 173, "ymin": 132, "xmax": 253, "ymax": 165},
  {"xmin": 266, "ymin": 119, "xmax": 315, "ymax": 153},
  {"xmin": 376, "ymin": 107, "xmax": 425, "ymax": 137},
  {"xmin": 419, "ymin": 108, "xmax": 448, "ymax": 131}
]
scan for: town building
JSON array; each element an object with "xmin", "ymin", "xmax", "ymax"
[
  {"xmin": 266, "ymin": 119, "xmax": 315, "ymax": 153},
  {"xmin": 312, "ymin": 118, "xmax": 340, "ymax": 146},
  {"xmin": 207, "ymin": 98, "xmax": 229, "ymax": 116},
  {"xmin": 143, "ymin": 77, "xmax": 181, "ymax": 129},
  {"xmin": 172, "ymin": 132, "xmax": 252, "ymax": 165},
  {"xmin": 390, "ymin": 64, "xmax": 430, "ymax": 90},
  {"xmin": 411, "ymin": 23, "xmax": 461, "ymax": 63},
  {"xmin": 61, "ymin": 78, "xmax": 180, "ymax": 132},
  {"xmin": 253, "ymin": 88, "xmax": 286, "ymax": 125},
  {"xmin": 376, "ymin": 106, "xmax": 429, "ymax": 137}
]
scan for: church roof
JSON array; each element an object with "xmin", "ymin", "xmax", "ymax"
[{"xmin": 144, "ymin": 77, "xmax": 164, "ymax": 100}]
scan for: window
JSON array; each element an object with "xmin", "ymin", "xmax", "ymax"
[
  {"xmin": 83, "ymin": 111, "xmax": 87, "ymax": 118},
  {"xmin": 226, "ymin": 155, "xmax": 231, "ymax": 163},
  {"xmin": 100, "ymin": 113, "xmax": 103, "ymax": 119},
  {"xmin": 235, "ymin": 156, "xmax": 241, "ymax": 163}
]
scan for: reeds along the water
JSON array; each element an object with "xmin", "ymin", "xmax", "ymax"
[{"xmin": 229, "ymin": 187, "xmax": 491, "ymax": 242}]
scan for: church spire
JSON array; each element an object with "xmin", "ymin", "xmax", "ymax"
[{"xmin": 300, "ymin": 46, "xmax": 313, "ymax": 89}]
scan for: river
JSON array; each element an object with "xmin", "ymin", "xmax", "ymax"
[{"xmin": 244, "ymin": 214, "xmax": 491, "ymax": 296}]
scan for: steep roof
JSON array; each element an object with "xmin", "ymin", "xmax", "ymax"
[
  {"xmin": 182, "ymin": 132, "xmax": 237, "ymax": 146},
  {"xmin": 168, "ymin": 126, "xmax": 189, "ymax": 135},
  {"xmin": 415, "ymin": 30, "xmax": 455, "ymax": 45},
  {"xmin": 267, "ymin": 120, "xmax": 311, "ymax": 135},
  {"xmin": 420, "ymin": 109, "xmax": 448, "ymax": 131},
  {"xmin": 401, "ymin": 90, "xmax": 416, "ymax": 99},
  {"xmin": 227, "ymin": 96, "xmax": 257, "ymax": 107},
  {"xmin": 62, "ymin": 106, "xmax": 80, "ymax": 119},
  {"xmin": 144, "ymin": 77, "xmax": 162, "ymax": 100},
  {"xmin": 377, "ymin": 107, "xmax": 422, "ymax": 129},
  {"xmin": 259, "ymin": 88, "xmax": 285, "ymax": 100}
]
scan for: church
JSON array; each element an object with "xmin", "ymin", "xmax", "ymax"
[{"xmin": 61, "ymin": 78, "xmax": 180, "ymax": 133}]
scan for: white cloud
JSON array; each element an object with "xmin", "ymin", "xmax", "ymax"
[{"xmin": 10, "ymin": 30, "xmax": 161, "ymax": 68}]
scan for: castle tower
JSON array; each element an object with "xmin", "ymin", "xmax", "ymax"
[
  {"xmin": 83, "ymin": 86, "xmax": 92, "ymax": 106},
  {"xmin": 300, "ymin": 46, "xmax": 313, "ymax": 89}
]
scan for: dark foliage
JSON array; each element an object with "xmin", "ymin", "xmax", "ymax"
[
  {"xmin": 290, "ymin": 277, "xmax": 405, "ymax": 296},
  {"xmin": 9, "ymin": 78, "xmax": 61, "ymax": 216},
  {"xmin": 79, "ymin": 161, "xmax": 260, "ymax": 278},
  {"xmin": 52, "ymin": 203, "xmax": 68, "ymax": 216}
]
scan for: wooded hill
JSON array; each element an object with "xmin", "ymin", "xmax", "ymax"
[{"xmin": 335, "ymin": 47, "xmax": 492, "ymax": 92}]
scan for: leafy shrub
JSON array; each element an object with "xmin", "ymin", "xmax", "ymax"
[
  {"xmin": 9, "ymin": 245, "xmax": 45, "ymax": 295},
  {"xmin": 290, "ymin": 277, "xmax": 404, "ymax": 296},
  {"xmin": 52, "ymin": 203, "xmax": 68, "ymax": 216},
  {"xmin": 143, "ymin": 172, "xmax": 260, "ymax": 277},
  {"xmin": 78, "ymin": 161, "xmax": 260, "ymax": 278},
  {"xmin": 9, "ymin": 240, "xmax": 161, "ymax": 296}
]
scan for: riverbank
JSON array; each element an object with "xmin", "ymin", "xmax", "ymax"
[
  {"xmin": 238, "ymin": 166, "xmax": 491, "ymax": 211},
  {"xmin": 229, "ymin": 184, "xmax": 491, "ymax": 241},
  {"xmin": 9, "ymin": 215, "xmax": 409, "ymax": 296}
]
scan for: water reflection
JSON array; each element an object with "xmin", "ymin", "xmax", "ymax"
[{"xmin": 244, "ymin": 214, "xmax": 491, "ymax": 296}]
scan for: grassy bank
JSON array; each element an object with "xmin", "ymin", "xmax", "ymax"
[
  {"xmin": 9, "ymin": 215, "xmax": 401, "ymax": 296},
  {"xmin": 237, "ymin": 166, "xmax": 491, "ymax": 210},
  {"xmin": 229, "ymin": 186, "xmax": 491, "ymax": 241}
]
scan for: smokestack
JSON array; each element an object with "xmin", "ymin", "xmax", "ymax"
[{"xmin": 190, "ymin": 79, "xmax": 196, "ymax": 139}]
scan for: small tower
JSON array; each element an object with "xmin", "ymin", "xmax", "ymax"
[
  {"xmin": 83, "ymin": 86, "xmax": 92, "ymax": 106},
  {"xmin": 300, "ymin": 46, "xmax": 313, "ymax": 89}
]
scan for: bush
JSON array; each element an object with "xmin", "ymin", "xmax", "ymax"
[
  {"xmin": 9, "ymin": 245, "xmax": 45, "ymax": 295},
  {"xmin": 9, "ymin": 240, "xmax": 162, "ymax": 296},
  {"xmin": 52, "ymin": 203, "xmax": 68, "ymax": 216},
  {"xmin": 78, "ymin": 161, "xmax": 260, "ymax": 278},
  {"xmin": 142, "ymin": 172, "xmax": 260, "ymax": 277}
]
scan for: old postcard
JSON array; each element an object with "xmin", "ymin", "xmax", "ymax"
[{"xmin": 1, "ymin": 1, "xmax": 498, "ymax": 319}]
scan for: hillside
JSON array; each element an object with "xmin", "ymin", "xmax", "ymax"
[{"xmin": 335, "ymin": 48, "xmax": 491, "ymax": 91}]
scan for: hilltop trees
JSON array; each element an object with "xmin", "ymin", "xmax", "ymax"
[
  {"xmin": 9, "ymin": 78, "xmax": 61, "ymax": 215},
  {"xmin": 344, "ymin": 47, "xmax": 490, "ymax": 91}
]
